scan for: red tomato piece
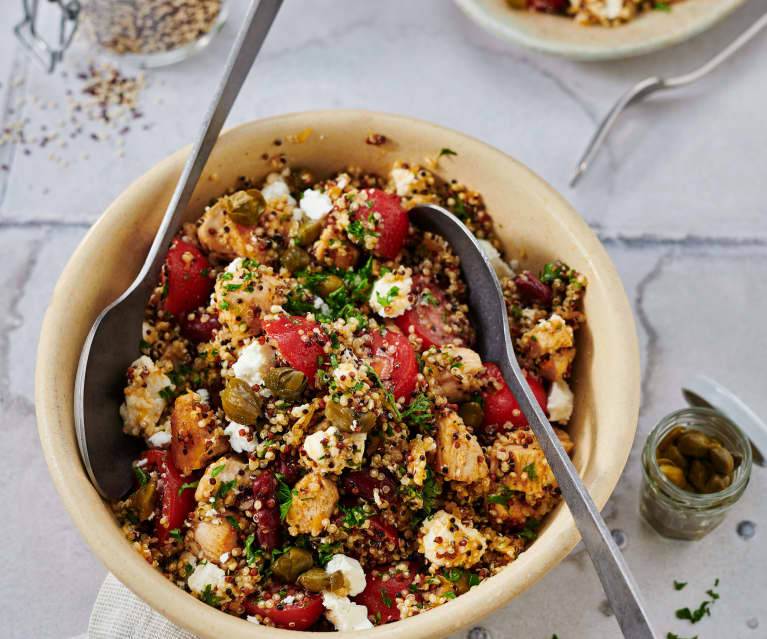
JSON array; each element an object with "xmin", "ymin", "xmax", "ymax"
[
  {"xmin": 139, "ymin": 450, "xmax": 197, "ymax": 546},
  {"xmin": 162, "ymin": 239, "xmax": 213, "ymax": 317},
  {"xmin": 353, "ymin": 188, "xmax": 409, "ymax": 260},
  {"xmin": 394, "ymin": 276, "xmax": 457, "ymax": 351},
  {"xmin": 178, "ymin": 312, "xmax": 220, "ymax": 343},
  {"xmin": 366, "ymin": 514, "xmax": 399, "ymax": 546},
  {"xmin": 245, "ymin": 588, "xmax": 324, "ymax": 630},
  {"xmin": 354, "ymin": 562, "xmax": 420, "ymax": 625},
  {"xmin": 263, "ymin": 316, "xmax": 328, "ymax": 386},
  {"xmin": 481, "ymin": 362, "xmax": 548, "ymax": 433},
  {"xmin": 368, "ymin": 328, "xmax": 418, "ymax": 401}
]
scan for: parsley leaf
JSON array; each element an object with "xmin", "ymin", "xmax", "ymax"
[
  {"xmin": 666, "ymin": 633, "xmax": 697, "ymax": 639},
  {"xmin": 211, "ymin": 464, "xmax": 226, "ymax": 477},
  {"xmin": 226, "ymin": 515, "xmax": 240, "ymax": 531},
  {"xmin": 276, "ymin": 476, "xmax": 296, "ymax": 521},
  {"xmin": 438, "ymin": 148, "xmax": 458, "ymax": 157},
  {"xmin": 340, "ymin": 504, "xmax": 371, "ymax": 528},
  {"xmin": 487, "ymin": 486, "xmax": 515, "ymax": 505},
  {"xmin": 400, "ymin": 393, "xmax": 434, "ymax": 430},
  {"xmin": 133, "ymin": 466, "xmax": 148, "ymax": 486},
  {"xmin": 675, "ymin": 601, "xmax": 711, "ymax": 624},
  {"xmin": 654, "ymin": 1, "xmax": 671, "ymax": 10},
  {"xmin": 523, "ymin": 462, "xmax": 537, "ymax": 480},
  {"xmin": 518, "ymin": 519, "xmax": 540, "ymax": 541},
  {"xmin": 244, "ymin": 533, "xmax": 263, "ymax": 566},
  {"xmin": 381, "ymin": 590, "xmax": 393, "ymax": 608},
  {"xmin": 169, "ymin": 528, "xmax": 182, "ymax": 541},
  {"xmin": 317, "ymin": 542, "xmax": 342, "ymax": 567},
  {"xmin": 201, "ymin": 584, "xmax": 224, "ymax": 607},
  {"xmin": 674, "ymin": 580, "xmax": 687, "ymax": 591},
  {"xmin": 178, "ymin": 480, "xmax": 198, "ymax": 496}
]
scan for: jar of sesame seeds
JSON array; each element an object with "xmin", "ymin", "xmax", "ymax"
[{"xmin": 80, "ymin": 0, "xmax": 228, "ymax": 68}]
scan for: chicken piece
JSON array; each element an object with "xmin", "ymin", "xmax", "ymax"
[
  {"xmin": 213, "ymin": 265, "xmax": 290, "ymax": 338},
  {"xmin": 170, "ymin": 391, "xmax": 228, "ymax": 475},
  {"xmin": 197, "ymin": 195, "xmax": 298, "ymax": 263},
  {"xmin": 285, "ymin": 471, "xmax": 339, "ymax": 536},
  {"xmin": 539, "ymin": 348, "xmax": 576, "ymax": 382},
  {"xmin": 406, "ymin": 435, "xmax": 436, "ymax": 487},
  {"xmin": 424, "ymin": 345, "xmax": 483, "ymax": 402},
  {"xmin": 520, "ymin": 313, "xmax": 573, "ymax": 358},
  {"xmin": 195, "ymin": 456, "xmax": 250, "ymax": 506},
  {"xmin": 418, "ymin": 509, "xmax": 487, "ymax": 569},
  {"xmin": 434, "ymin": 409, "xmax": 488, "ymax": 483},
  {"xmin": 191, "ymin": 510, "xmax": 245, "ymax": 566},
  {"xmin": 312, "ymin": 217, "xmax": 360, "ymax": 270}
]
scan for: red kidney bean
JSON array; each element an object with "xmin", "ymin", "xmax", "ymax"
[
  {"xmin": 178, "ymin": 312, "xmax": 221, "ymax": 343},
  {"xmin": 252, "ymin": 471, "xmax": 281, "ymax": 551},
  {"xmin": 274, "ymin": 451, "xmax": 301, "ymax": 485},
  {"xmin": 513, "ymin": 271, "xmax": 552, "ymax": 306},
  {"xmin": 342, "ymin": 470, "xmax": 400, "ymax": 505}
]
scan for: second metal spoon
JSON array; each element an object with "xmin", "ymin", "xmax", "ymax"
[{"xmin": 410, "ymin": 204, "xmax": 657, "ymax": 639}]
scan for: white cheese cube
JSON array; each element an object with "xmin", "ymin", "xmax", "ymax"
[
  {"xmin": 322, "ymin": 592, "xmax": 373, "ymax": 631},
  {"xmin": 419, "ymin": 510, "xmax": 486, "ymax": 568},
  {"xmin": 547, "ymin": 378, "xmax": 574, "ymax": 423},
  {"xmin": 299, "ymin": 189, "xmax": 333, "ymax": 220},
  {"xmin": 369, "ymin": 271, "xmax": 413, "ymax": 318},
  {"xmin": 231, "ymin": 341, "xmax": 277, "ymax": 387},
  {"xmin": 325, "ymin": 554, "xmax": 367, "ymax": 596}
]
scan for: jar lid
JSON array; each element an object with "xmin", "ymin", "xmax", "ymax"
[{"xmin": 682, "ymin": 375, "xmax": 766, "ymax": 467}]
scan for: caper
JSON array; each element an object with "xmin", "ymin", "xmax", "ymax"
[
  {"xmin": 264, "ymin": 367, "xmax": 307, "ymax": 401},
  {"xmin": 281, "ymin": 245, "xmax": 311, "ymax": 273},
  {"xmin": 128, "ymin": 480, "xmax": 157, "ymax": 522},
  {"xmin": 659, "ymin": 464, "xmax": 687, "ymax": 489},
  {"xmin": 688, "ymin": 459, "xmax": 711, "ymax": 492},
  {"xmin": 317, "ymin": 274, "xmax": 344, "ymax": 299},
  {"xmin": 228, "ymin": 189, "xmax": 266, "ymax": 226},
  {"xmin": 297, "ymin": 568, "xmax": 345, "ymax": 593},
  {"xmin": 658, "ymin": 426, "xmax": 687, "ymax": 452},
  {"xmin": 453, "ymin": 571, "xmax": 471, "ymax": 595},
  {"xmin": 297, "ymin": 219, "xmax": 323, "ymax": 246},
  {"xmin": 288, "ymin": 167, "xmax": 314, "ymax": 192},
  {"xmin": 221, "ymin": 377, "xmax": 262, "ymax": 424},
  {"xmin": 703, "ymin": 473, "xmax": 732, "ymax": 494},
  {"xmin": 325, "ymin": 400, "xmax": 376, "ymax": 433},
  {"xmin": 658, "ymin": 443, "xmax": 688, "ymax": 470},
  {"xmin": 708, "ymin": 445, "xmax": 734, "ymax": 475},
  {"xmin": 677, "ymin": 431, "xmax": 712, "ymax": 458},
  {"xmin": 458, "ymin": 402, "xmax": 484, "ymax": 429},
  {"xmin": 271, "ymin": 547, "xmax": 314, "ymax": 583}
]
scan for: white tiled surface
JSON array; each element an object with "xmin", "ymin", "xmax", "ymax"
[{"xmin": 1, "ymin": 1, "xmax": 765, "ymax": 638}]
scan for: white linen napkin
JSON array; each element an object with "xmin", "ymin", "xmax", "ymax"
[{"xmin": 78, "ymin": 573, "xmax": 198, "ymax": 639}]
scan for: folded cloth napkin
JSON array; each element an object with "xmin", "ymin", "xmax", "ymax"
[{"xmin": 79, "ymin": 573, "xmax": 198, "ymax": 639}]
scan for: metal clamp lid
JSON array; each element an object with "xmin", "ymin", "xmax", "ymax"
[
  {"xmin": 682, "ymin": 375, "xmax": 766, "ymax": 467},
  {"xmin": 14, "ymin": 0, "xmax": 81, "ymax": 73}
]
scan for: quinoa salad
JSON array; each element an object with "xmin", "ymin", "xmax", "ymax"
[
  {"xmin": 508, "ymin": 0, "xmax": 683, "ymax": 26},
  {"xmin": 114, "ymin": 158, "xmax": 587, "ymax": 631}
]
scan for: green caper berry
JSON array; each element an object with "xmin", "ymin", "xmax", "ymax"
[
  {"xmin": 281, "ymin": 245, "xmax": 311, "ymax": 273},
  {"xmin": 228, "ymin": 189, "xmax": 266, "ymax": 226},
  {"xmin": 458, "ymin": 401, "xmax": 484, "ymax": 429},
  {"xmin": 264, "ymin": 367, "xmax": 307, "ymax": 401},
  {"xmin": 297, "ymin": 219, "xmax": 323, "ymax": 246},
  {"xmin": 317, "ymin": 274, "xmax": 344, "ymax": 299},
  {"xmin": 271, "ymin": 547, "xmax": 314, "ymax": 583},
  {"xmin": 221, "ymin": 377, "xmax": 262, "ymax": 424}
]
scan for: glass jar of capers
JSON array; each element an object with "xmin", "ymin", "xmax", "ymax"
[{"xmin": 640, "ymin": 408, "xmax": 752, "ymax": 540}]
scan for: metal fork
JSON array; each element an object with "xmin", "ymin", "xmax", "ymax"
[{"xmin": 571, "ymin": 11, "xmax": 767, "ymax": 187}]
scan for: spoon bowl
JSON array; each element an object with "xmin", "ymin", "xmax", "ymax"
[{"xmin": 410, "ymin": 203, "xmax": 658, "ymax": 639}]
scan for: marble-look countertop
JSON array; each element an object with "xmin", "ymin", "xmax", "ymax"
[{"xmin": 2, "ymin": 1, "xmax": 765, "ymax": 637}]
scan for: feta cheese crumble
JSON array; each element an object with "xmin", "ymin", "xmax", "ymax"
[
  {"xmin": 225, "ymin": 257, "xmax": 243, "ymax": 274},
  {"xmin": 325, "ymin": 554, "xmax": 366, "ymax": 596},
  {"xmin": 547, "ymin": 378, "xmax": 574, "ymax": 423},
  {"xmin": 119, "ymin": 355, "xmax": 173, "ymax": 438},
  {"xmin": 419, "ymin": 509, "xmax": 487, "ymax": 568},
  {"xmin": 231, "ymin": 341, "xmax": 277, "ymax": 387},
  {"xmin": 224, "ymin": 421, "xmax": 257, "ymax": 453},
  {"xmin": 605, "ymin": 0, "xmax": 624, "ymax": 19},
  {"xmin": 391, "ymin": 167, "xmax": 416, "ymax": 196},
  {"xmin": 322, "ymin": 592, "xmax": 373, "ymax": 631},
  {"xmin": 261, "ymin": 178, "xmax": 296, "ymax": 205},
  {"xmin": 146, "ymin": 430, "xmax": 171, "ymax": 448},
  {"xmin": 478, "ymin": 238, "xmax": 514, "ymax": 279},
  {"xmin": 369, "ymin": 270, "xmax": 413, "ymax": 318},
  {"xmin": 187, "ymin": 562, "xmax": 226, "ymax": 595},
  {"xmin": 299, "ymin": 189, "xmax": 333, "ymax": 220},
  {"xmin": 302, "ymin": 426, "xmax": 366, "ymax": 474}
]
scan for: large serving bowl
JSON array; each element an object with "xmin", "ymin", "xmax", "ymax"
[
  {"xmin": 36, "ymin": 110, "xmax": 640, "ymax": 639},
  {"xmin": 455, "ymin": 0, "xmax": 747, "ymax": 61}
]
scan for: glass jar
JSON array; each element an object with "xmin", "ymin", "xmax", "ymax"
[
  {"xmin": 640, "ymin": 407, "xmax": 752, "ymax": 540},
  {"xmin": 80, "ymin": 0, "xmax": 228, "ymax": 68}
]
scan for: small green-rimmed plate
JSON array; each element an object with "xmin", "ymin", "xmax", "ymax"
[{"xmin": 455, "ymin": 0, "xmax": 748, "ymax": 60}]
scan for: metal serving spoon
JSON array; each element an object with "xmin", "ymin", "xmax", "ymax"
[
  {"xmin": 74, "ymin": 0, "xmax": 283, "ymax": 501},
  {"xmin": 570, "ymin": 10, "xmax": 767, "ymax": 187},
  {"xmin": 410, "ymin": 204, "xmax": 658, "ymax": 639}
]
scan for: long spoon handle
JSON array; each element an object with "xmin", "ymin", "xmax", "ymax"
[
  {"xmin": 499, "ymin": 354, "xmax": 657, "ymax": 638},
  {"xmin": 132, "ymin": 0, "xmax": 283, "ymax": 301}
]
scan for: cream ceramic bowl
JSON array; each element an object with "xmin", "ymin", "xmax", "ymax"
[
  {"xmin": 36, "ymin": 110, "xmax": 640, "ymax": 639},
  {"xmin": 455, "ymin": 0, "xmax": 747, "ymax": 60}
]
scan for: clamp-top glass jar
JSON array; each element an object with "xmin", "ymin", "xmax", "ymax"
[
  {"xmin": 80, "ymin": 0, "xmax": 228, "ymax": 67},
  {"xmin": 640, "ymin": 407, "xmax": 752, "ymax": 540}
]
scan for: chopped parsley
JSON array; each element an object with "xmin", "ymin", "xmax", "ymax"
[
  {"xmin": 654, "ymin": 1, "xmax": 671, "ymax": 10},
  {"xmin": 276, "ymin": 475, "xmax": 296, "ymax": 521},
  {"xmin": 381, "ymin": 590, "xmax": 393, "ymax": 608},
  {"xmin": 347, "ymin": 219, "xmax": 380, "ymax": 242},
  {"xmin": 244, "ymin": 534, "xmax": 262, "ymax": 566},
  {"xmin": 158, "ymin": 386, "xmax": 175, "ymax": 403},
  {"xmin": 523, "ymin": 462, "xmax": 537, "ymax": 480},
  {"xmin": 211, "ymin": 464, "xmax": 226, "ymax": 477},
  {"xmin": 216, "ymin": 479, "xmax": 236, "ymax": 501},
  {"xmin": 133, "ymin": 466, "xmax": 148, "ymax": 486},
  {"xmin": 518, "ymin": 518, "xmax": 540, "ymax": 541},
  {"xmin": 438, "ymin": 147, "xmax": 458, "ymax": 157},
  {"xmin": 443, "ymin": 567, "xmax": 464, "ymax": 582},
  {"xmin": 376, "ymin": 285, "xmax": 400, "ymax": 308},
  {"xmin": 675, "ymin": 601, "xmax": 710, "ymax": 624},
  {"xmin": 487, "ymin": 486, "xmax": 515, "ymax": 505},
  {"xmin": 339, "ymin": 504, "xmax": 371, "ymax": 528},
  {"xmin": 444, "ymin": 591, "xmax": 457, "ymax": 599},
  {"xmin": 422, "ymin": 289, "xmax": 440, "ymax": 306},
  {"xmin": 317, "ymin": 542, "xmax": 342, "ymax": 567},
  {"xmin": 401, "ymin": 393, "xmax": 434, "ymax": 430},
  {"xmin": 673, "ymin": 580, "xmax": 688, "ymax": 591},
  {"xmin": 666, "ymin": 634, "xmax": 697, "ymax": 639},
  {"xmin": 178, "ymin": 480, "xmax": 198, "ymax": 495},
  {"xmin": 468, "ymin": 573, "xmax": 481, "ymax": 587},
  {"xmin": 201, "ymin": 584, "xmax": 224, "ymax": 607},
  {"xmin": 226, "ymin": 515, "xmax": 240, "ymax": 530},
  {"xmin": 168, "ymin": 528, "xmax": 182, "ymax": 541}
]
